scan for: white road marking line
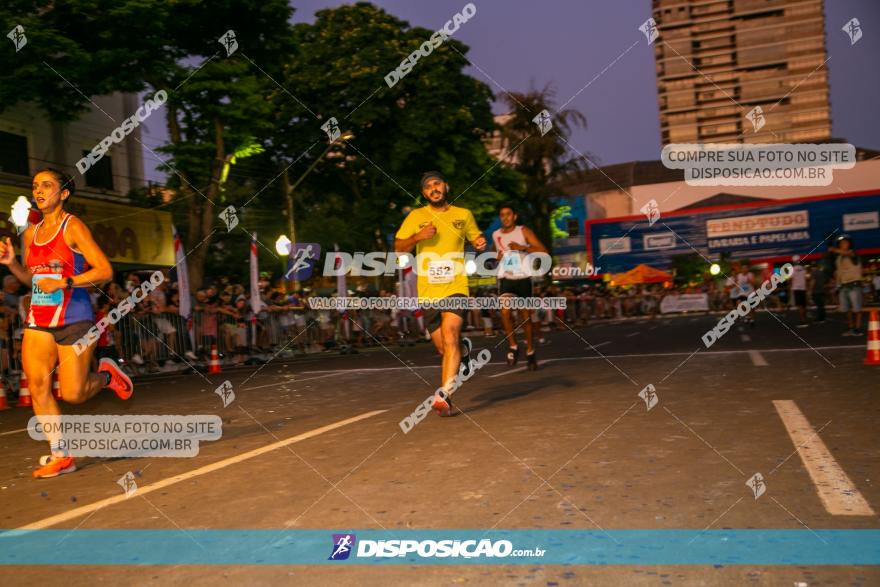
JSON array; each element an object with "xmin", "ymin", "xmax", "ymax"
[
  {"xmin": 585, "ymin": 341, "xmax": 612, "ymax": 350},
  {"xmin": 773, "ymin": 400, "xmax": 875, "ymax": 516},
  {"xmin": 299, "ymin": 346, "xmax": 864, "ymax": 374},
  {"xmin": 241, "ymin": 372, "xmax": 346, "ymax": 391},
  {"xmin": 748, "ymin": 350, "xmax": 768, "ymax": 366},
  {"xmin": 741, "ymin": 334, "xmax": 751, "ymax": 342},
  {"xmin": 625, "ymin": 332, "xmax": 640, "ymax": 338},
  {"xmin": 15, "ymin": 410, "xmax": 387, "ymax": 530},
  {"xmin": 489, "ymin": 366, "xmax": 529, "ymax": 378}
]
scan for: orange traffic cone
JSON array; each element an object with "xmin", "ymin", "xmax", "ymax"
[
  {"xmin": 52, "ymin": 372, "xmax": 61, "ymax": 400},
  {"xmin": 865, "ymin": 310, "xmax": 880, "ymax": 365},
  {"xmin": 208, "ymin": 345, "xmax": 222, "ymax": 374},
  {"xmin": 16, "ymin": 373, "xmax": 31, "ymax": 407},
  {"xmin": 0, "ymin": 379, "xmax": 10, "ymax": 410}
]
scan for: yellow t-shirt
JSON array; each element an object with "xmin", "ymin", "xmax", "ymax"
[{"xmin": 396, "ymin": 205, "xmax": 481, "ymax": 301}]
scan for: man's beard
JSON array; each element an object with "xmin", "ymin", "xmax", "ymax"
[{"xmin": 426, "ymin": 189, "xmax": 447, "ymax": 208}]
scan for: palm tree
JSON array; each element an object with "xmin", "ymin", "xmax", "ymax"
[{"xmin": 499, "ymin": 83, "xmax": 589, "ymax": 251}]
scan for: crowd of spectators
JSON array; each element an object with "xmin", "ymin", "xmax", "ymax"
[{"xmin": 0, "ymin": 262, "xmax": 878, "ymax": 381}]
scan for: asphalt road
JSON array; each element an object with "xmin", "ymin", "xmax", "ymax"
[{"xmin": 1, "ymin": 308, "xmax": 878, "ymax": 586}]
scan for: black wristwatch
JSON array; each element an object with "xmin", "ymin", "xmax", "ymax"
[{"xmin": 66, "ymin": 277, "xmax": 74, "ymax": 290}]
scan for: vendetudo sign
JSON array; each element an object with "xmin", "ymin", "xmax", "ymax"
[{"xmin": 0, "ymin": 186, "xmax": 174, "ymax": 267}]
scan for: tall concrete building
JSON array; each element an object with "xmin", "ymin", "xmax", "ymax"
[{"xmin": 652, "ymin": 0, "xmax": 831, "ymax": 145}]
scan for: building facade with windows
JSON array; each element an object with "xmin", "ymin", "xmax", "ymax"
[
  {"xmin": 652, "ymin": 0, "xmax": 831, "ymax": 145},
  {"xmin": 0, "ymin": 94, "xmax": 174, "ymax": 269}
]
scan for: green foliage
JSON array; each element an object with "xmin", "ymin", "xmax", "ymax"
[
  {"xmin": 497, "ymin": 84, "xmax": 589, "ymax": 252},
  {"xmin": 261, "ymin": 3, "xmax": 524, "ymax": 251},
  {"xmin": 550, "ymin": 205, "xmax": 572, "ymax": 240},
  {"xmin": 0, "ymin": 1, "xmax": 524, "ymax": 284}
]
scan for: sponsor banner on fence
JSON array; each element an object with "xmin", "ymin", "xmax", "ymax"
[{"xmin": 660, "ymin": 293, "xmax": 709, "ymax": 314}]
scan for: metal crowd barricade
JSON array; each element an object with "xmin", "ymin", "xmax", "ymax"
[{"xmin": 0, "ymin": 312, "xmax": 24, "ymax": 386}]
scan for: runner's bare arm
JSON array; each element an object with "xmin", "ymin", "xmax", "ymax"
[
  {"xmin": 521, "ymin": 227, "xmax": 547, "ymax": 254},
  {"xmin": 64, "ymin": 217, "xmax": 114, "ymax": 286},
  {"xmin": 395, "ymin": 223, "xmax": 436, "ymax": 253},
  {"xmin": 0, "ymin": 226, "xmax": 35, "ymax": 287}
]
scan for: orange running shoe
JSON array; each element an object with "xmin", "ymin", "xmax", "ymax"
[
  {"xmin": 99, "ymin": 358, "xmax": 133, "ymax": 400},
  {"xmin": 432, "ymin": 392, "xmax": 453, "ymax": 417},
  {"xmin": 33, "ymin": 456, "xmax": 76, "ymax": 478}
]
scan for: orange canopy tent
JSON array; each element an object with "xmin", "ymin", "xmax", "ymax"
[{"xmin": 610, "ymin": 264, "xmax": 672, "ymax": 286}]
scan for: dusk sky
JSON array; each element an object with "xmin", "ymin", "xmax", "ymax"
[{"xmin": 141, "ymin": 0, "xmax": 880, "ymax": 182}]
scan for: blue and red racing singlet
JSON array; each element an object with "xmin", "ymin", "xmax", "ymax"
[{"xmin": 26, "ymin": 213, "xmax": 94, "ymax": 328}]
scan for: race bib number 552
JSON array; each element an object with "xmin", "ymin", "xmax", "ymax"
[{"xmin": 427, "ymin": 261, "xmax": 454, "ymax": 284}]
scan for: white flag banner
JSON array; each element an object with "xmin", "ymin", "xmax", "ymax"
[
  {"xmin": 334, "ymin": 244, "xmax": 350, "ymax": 340},
  {"xmin": 250, "ymin": 233, "xmax": 262, "ymax": 344},
  {"xmin": 172, "ymin": 225, "xmax": 194, "ymax": 348}
]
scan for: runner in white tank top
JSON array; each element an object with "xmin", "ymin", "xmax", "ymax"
[{"xmin": 492, "ymin": 203, "xmax": 547, "ymax": 370}]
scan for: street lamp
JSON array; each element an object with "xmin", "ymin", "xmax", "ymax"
[
  {"xmin": 710, "ymin": 263, "xmax": 721, "ymax": 276},
  {"xmin": 275, "ymin": 235, "xmax": 292, "ymax": 256},
  {"xmin": 10, "ymin": 196, "xmax": 31, "ymax": 232},
  {"xmin": 281, "ymin": 130, "xmax": 355, "ymax": 291}
]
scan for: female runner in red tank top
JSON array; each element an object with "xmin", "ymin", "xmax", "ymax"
[{"xmin": 0, "ymin": 169, "xmax": 133, "ymax": 478}]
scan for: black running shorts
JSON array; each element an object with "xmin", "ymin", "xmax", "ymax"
[
  {"xmin": 421, "ymin": 294, "xmax": 468, "ymax": 333},
  {"xmin": 25, "ymin": 320, "xmax": 95, "ymax": 345},
  {"xmin": 499, "ymin": 278, "xmax": 532, "ymax": 298}
]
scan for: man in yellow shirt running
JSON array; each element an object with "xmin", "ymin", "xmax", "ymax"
[{"xmin": 395, "ymin": 171, "xmax": 486, "ymax": 417}]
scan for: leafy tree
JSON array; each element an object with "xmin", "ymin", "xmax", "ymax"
[
  {"xmin": 498, "ymin": 84, "xmax": 588, "ymax": 251},
  {"xmin": 258, "ymin": 3, "xmax": 523, "ymax": 257},
  {"xmin": 0, "ymin": 0, "xmax": 294, "ymax": 290}
]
